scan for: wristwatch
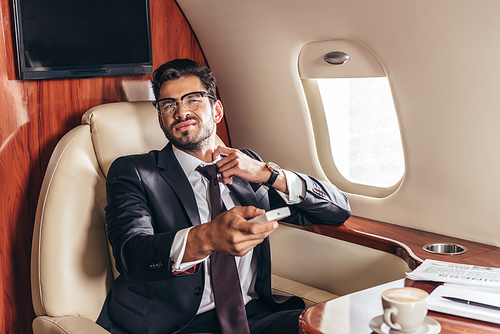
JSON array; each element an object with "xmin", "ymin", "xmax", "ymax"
[{"xmin": 264, "ymin": 162, "xmax": 282, "ymax": 188}]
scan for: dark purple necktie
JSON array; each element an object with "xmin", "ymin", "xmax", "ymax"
[{"xmin": 196, "ymin": 164, "xmax": 250, "ymax": 334}]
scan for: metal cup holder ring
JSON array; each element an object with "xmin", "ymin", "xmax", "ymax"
[{"xmin": 423, "ymin": 243, "xmax": 468, "ymax": 255}]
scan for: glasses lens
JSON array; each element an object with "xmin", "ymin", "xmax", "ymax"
[
  {"xmin": 182, "ymin": 92, "xmax": 204, "ymax": 111},
  {"xmin": 156, "ymin": 92, "xmax": 209, "ymax": 116},
  {"xmin": 158, "ymin": 99, "xmax": 176, "ymax": 116}
]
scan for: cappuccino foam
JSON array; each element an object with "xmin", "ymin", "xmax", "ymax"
[{"xmin": 383, "ymin": 288, "xmax": 427, "ymax": 303}]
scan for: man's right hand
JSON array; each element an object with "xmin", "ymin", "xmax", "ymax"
[{"xmin": 182, "ymin": 206, "xmax": 278, "ymax": 262}]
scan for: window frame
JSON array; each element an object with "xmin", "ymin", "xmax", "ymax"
[{"xmin": 299, "ymin": 39, "xmax": 405, "ymax": 198}]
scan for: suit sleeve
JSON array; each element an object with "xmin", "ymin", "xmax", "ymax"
[
  {"xmin": 105, "ymin": 156, "xmax": 200, "ymax": 282},
  {"xmin": 240, "ymin": 149, "xmax": 351, "ymax": 226},
  {"xmin": 278, "ymin": 171, "xmax": 351, "ymax": 226}
]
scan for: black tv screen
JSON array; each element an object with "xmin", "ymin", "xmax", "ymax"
[{"xmin": 13, "ymin": 0, "xmax": 153, "ymax": 80}]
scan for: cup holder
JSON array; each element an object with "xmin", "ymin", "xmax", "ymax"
[{"xmin": 423, "ymin": 243, "xmax": 468, "ymax": 255}]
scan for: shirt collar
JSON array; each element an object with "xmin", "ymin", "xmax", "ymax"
[{"xmin": 172, "ymin": 145, "xmax": 221, "ymax": 178}]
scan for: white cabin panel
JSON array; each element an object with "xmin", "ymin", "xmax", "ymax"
[{"xmin": 178, "ymin": 0, "xmax": 500, "ymax": 246}]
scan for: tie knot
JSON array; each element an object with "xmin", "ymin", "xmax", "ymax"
[{"xmin": 196, "ymin": 164, "xmax": 219, "ymax": 183}]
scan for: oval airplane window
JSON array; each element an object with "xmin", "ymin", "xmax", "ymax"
[
  {"xmin": 299, "ymin": 40, "xmax": 405, "ymax": 197},
  {"xmin": 317, "ymin": 77, "xmax": 404, "ymax": 187}
]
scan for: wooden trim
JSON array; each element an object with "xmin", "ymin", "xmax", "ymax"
[
  {"xmin": 0, "ymin": 0, "xmax": 219, "ymax": 332},
  {"xmin": 282, "ymin": 215, "xmax": 500, "ymax": 270}
]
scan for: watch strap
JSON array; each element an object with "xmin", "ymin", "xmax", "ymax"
[
  {"xmin": 264, "ymin": 170, "xmax": 279, "ymax": 187},
  {"xmin": 264, "ymin": 162, "xmax": 280, "ymax": 187}
]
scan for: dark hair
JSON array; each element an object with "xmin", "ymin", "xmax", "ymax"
[{"xmin": 152, "ymin": 59, "xmax": 217, "ymax": 101}]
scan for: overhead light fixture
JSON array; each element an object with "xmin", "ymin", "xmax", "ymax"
[{"xmin": 324, "ymin": 51, "xmax": 350, "ymax": 65}]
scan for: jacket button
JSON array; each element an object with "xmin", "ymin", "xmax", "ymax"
[{"xmin": 194, "ymin": 287, "xmax": 203, "ymax": 295}]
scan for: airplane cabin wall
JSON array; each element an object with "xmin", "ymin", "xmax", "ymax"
[
  {"xmin": 0, "ymin": 1, "xmax": 223, "ymax": 332},
  {"xmin": 178, "ymin": 0, "xmax": 500, "ymax": 246}
]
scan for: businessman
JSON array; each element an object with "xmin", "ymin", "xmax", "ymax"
[{"xmin": 97, "ymin": 59, "xmax": 351, "ymax": 334}]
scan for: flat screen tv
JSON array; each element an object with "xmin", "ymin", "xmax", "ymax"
[{"xmin": 12, "ymin": 0, "xmax": 153, "ymax": 80}]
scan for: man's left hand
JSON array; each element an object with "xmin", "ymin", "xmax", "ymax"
[
  {"xmin": 213, "ymin": 146, "xmax": 270, "ymax": 185},
  {"xmin": 213, "ymin": 146, "xmax": 289, "ymax": 194}
]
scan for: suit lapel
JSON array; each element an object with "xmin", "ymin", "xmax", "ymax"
[
  {"xmin": 229, "ymin": 178, "xmax": 271, "ymax": 283},
  {"xmin": 157, "ymin": 143, "xmax": 201, "ymax": 226},
  {"xmin": 228, "ymin": 177, "xmax": 268, "ymax": 210},
  {"xmin": 155, "ymin": 143, "xmax": 269, "ymax": 224}
]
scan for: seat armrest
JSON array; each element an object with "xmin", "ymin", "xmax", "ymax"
[{"xmin": 33, "ymin": 316, "xmax": 109, "ymax": 334}]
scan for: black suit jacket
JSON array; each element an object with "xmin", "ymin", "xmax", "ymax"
[{"xmin": 98, "ymin": 143, "xmax": 351, "ymax": 334}]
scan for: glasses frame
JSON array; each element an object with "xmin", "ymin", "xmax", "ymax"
[{"xmin": 153, "ymin": 91, "xmax": 216, "ymax": 117}]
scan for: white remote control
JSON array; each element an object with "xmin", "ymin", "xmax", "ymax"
[{"xmin": 248, "ymin": 207, "xmax": 291, "ymax": 224}]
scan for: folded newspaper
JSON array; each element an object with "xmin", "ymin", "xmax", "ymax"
[{"xmin": 406, "ymin": 259, "xmax": 500, "ymax": 287}]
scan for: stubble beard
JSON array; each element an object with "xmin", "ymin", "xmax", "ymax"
[{"xmin": 163, "ymin": 115, "xmax": 216, "ymax": 154}]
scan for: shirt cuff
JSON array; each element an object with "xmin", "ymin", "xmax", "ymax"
[
  {"xmin": 171, "ymin": 227, "xmax": 207, "ymax": 272},
  {"xmin": 275, "ymin": 170, "xmax": 305, "ymax": 205}
]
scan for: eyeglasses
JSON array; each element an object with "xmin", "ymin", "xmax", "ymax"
[{"xmin": 153, "ymin": 91, "xmax": 216, "ymax": 117}]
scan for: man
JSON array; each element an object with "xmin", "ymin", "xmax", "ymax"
[{"xmin": 97, "ymin": 59, "xmax": 351, "ymax": 334}]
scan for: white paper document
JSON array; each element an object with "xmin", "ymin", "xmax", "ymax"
[
  {"xmin": 406, "ymin": 259, "xmax": 500, "ymax": 286},
  {"xmin": 429, "ymin": 283, "xmax": 500, "ymax": 324}
]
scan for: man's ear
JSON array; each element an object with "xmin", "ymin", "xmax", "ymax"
[{"xmin": 213, "ymin": 100, "xmax": 224, "ymax": 124}]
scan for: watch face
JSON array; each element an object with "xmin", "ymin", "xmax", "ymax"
[{"xmin": 268, "ymin": 162, "xmax": 281, "ymax": 172}]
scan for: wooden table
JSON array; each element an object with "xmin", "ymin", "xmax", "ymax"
[
  {"xmin": 286, "ymin": 216, "xmax": 500, "ymax": 272},
  {"xmin": 299, "ymin": 279, "xmax": 500, "ymax": 334},
  {"xmin": 287, "ymin": 215, "xmax": 500, "ymax": 333}
]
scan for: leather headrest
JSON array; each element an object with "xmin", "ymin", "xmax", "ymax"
[
  {"xmin": 82, "ymin": 101, "xmax": 226, "ymax": 177},
  {"xmin": 82, "ymin": 101, "xmax": 167, "ymax": 177}
]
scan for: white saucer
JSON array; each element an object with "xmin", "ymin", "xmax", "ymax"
[{"xmin": 369, "ymin": 315, "xmax": 441, "ymax": 334}]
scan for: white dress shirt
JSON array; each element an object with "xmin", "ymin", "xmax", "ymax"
[{"xmin": 169, "ymin": 146, "xmax": 304, "ymax": 314}]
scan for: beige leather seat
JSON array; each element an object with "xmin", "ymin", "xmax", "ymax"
[
  {"xmin": 31, "ymin": 101, "xmax": 336, "ymax": 333},
  {"xmin": 32, "ymin": 101, "xmax": 174, "ymax": 333}
]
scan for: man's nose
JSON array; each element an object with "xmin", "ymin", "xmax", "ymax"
[{"xmin": 173, "ymin": 99, "xmax": 190, "ymax": 118}]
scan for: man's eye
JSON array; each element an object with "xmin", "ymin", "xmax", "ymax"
[
  {"xmin": 160, "ymin": 101, "xmax": 175, "ymax": 109},
  {"xmin": 186, "ymin": 98, "xmax": 201, "ymax": 104},
  {"xmin": 185, "ymin": 94, "xmax": 202, "ymax": 102}
]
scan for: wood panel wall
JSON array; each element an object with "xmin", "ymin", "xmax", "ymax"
[{"xmin": 0, "ymin": 1, "xmax": 228, "ymax": 332}]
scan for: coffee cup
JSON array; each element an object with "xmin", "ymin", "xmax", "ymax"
[{"xmin": 381, "ymin": 287, "xmax": 429, "ymax": 332}]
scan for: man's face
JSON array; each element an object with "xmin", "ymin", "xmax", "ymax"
[{"xmin": 158, "ymin": 76, "xmax": 223, "ymax": 153}]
